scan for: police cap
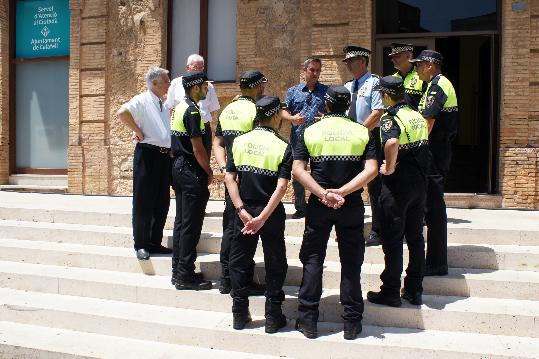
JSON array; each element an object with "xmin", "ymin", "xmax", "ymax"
[
  {"xmin": 325, "ymin": 86, "xmax": 351, "ymax": 106},
  {"xmin": 388, "ymin": 43, "xmax": 414, "ymax": 57},
  {"xmin": 256, "ymin": 96, "xmax": 285, "ymax": 121},
  {"xmin": 373, "ymin": 76, "xmax": 405, "ymax": 95},
  {"xmin": 182, "ymin": 72, "xmax": 211, "ymax": 90},
  {"xmin": 342, "ymin": 45, "xmax": 371, "ymax": 62},
  {"xmin": 240, "ymin": 70, "xmax": 268, "ymax": 89},
  {"xmin": 409, "ymin": 50, "xmax": 443, "ymax": 65}
]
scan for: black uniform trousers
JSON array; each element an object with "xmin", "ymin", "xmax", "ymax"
[
  {"xmin": 171, "ymin": 156, "xmax": 210, "ymax": 281},
  {"xmin": 230, "ymin": 202, "xmax": 287, "ymax": 314},
  {"xmin": 368, "ymin": 127, "xmax": 383, "ymax": 236},
  {"xmin": 220, "ymin": 190, "xmax": 255, "ymax": 281},
  {"xmin": 425, "ymin": 133, "xmax": 453, "ymax": 269},
  {"xmin": 292, "ymin": 179, "xmax": 307, "ymax": 213},
  {"xmin": 379, "ymin": 171, "xmax": 427, "ymax": 295},
  {"xmin": 132, "ymin": 143, "xmax": 171, "ymax": 251},
  {"xmin": 298, "ymin": 196, "xmax": 365, "ymax": 323}
]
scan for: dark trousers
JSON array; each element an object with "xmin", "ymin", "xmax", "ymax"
[
  {"xmin": 230, "ymin": 202, "xmax": 287, "ymax": 313},
  {"xmin": 292, "ymin": 179, "xmax": 306, "ymax": 213},
  {"xmin": 379, "ymin": 174, "xmax": 427, "ymax": 295},
  {"xmin": 132, "ymin": 144, "xmax": 171, "ymax": 250},
  {"xmin": 171, "ymin": 156, "xmax": 210, "ymax": 281},
  {"xmin": 298, "ymin": 196, "xmax": 365, "ymax": 323},
  {"xmin": 220, "ymin": 190, "xmax": 255, "ymax": 281},
  {"xmin": 426, "ymin": 134, "xmax": 452, "ymax": 269},
  {"xmin": 368, "ymin": 127, "xmax": 382, "ymax": 235}
]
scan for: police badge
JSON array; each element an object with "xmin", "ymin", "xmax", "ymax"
[
  {"xmin": 410, "ymin": 77, "xmax": 417, "ymax": 86},
  {"xmin": 381, "ymin": 119, "xmax": 393, "ymax": 132},
  {"xmin": 426, "ymin": 95, "xmax": 435, "ymax": 108}
]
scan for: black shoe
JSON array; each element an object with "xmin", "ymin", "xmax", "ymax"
[
  {"xmin": 219, "ymin": 278, "xmax": 231, "ymax": 294},
  {"xmin": 424, "ymin": 265, "xmax": 449, "ymax": 276},
  {"xmin": 265, "ymin": 314, "xmax": 287, "ymax": 334},
  {"xmin": 367, "ymin": 290, "xmax": 402, "ymax": 307},
  {"xmin": 148, "ymin": 245, "xmax": 172, "ymax": 254},
  {"xmin": 233, "ymin": 312, "xmax": 252, "ymax": 330},
  {"xmin": 365, "ymin": 231, "xmax": 382, "ymax": 247},
  {"xmin": 401, "ymin": 290, "xmax": 422, "ymax": 305},
  {"xmin": 172, "ymin": 272, "xmax": 202, "ymax": 286},
  {"xmin": 292, "ymin": 210, "xmax": 305, "ymax": 219},
  {"xmin": 247, "ymin": 281, "xmax": 266, "ymax": 296},
  {"xmin": 175, "ymin": 277, "xmax": 212, "ymax": 291},
  {"xmin": 343, "ymin": 321, "xmax": 362, "ymax": 340},
  {"xmin": 136, "ymin": 249, "xmax": 150, "ymax": 260},
  {"xmin": 295, "ymin": 319, "xmax": 317, "ymax": 339}
]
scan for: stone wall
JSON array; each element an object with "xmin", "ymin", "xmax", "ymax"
[
  {"xmin": 0, "ymin": 1, "xmax": 9, "ymax": 184},
  {"xmin": 499, "ymin": 0, "xmax": 539, "ymax": 208}
]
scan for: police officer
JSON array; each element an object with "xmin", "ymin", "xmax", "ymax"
[
  {"xmin": 170, "ymin": 72, "xmax": 213, "ymax": 290},
  {"xmin": 389, "ymin": 43, "xmax": 426, "ymax": 110},
  {"xmin": 213, "ymin": 70, "xmax": 267, "ymax": 296},
  {"xmin": 343, "ymin": 45, "xmax": 385, "ymax": 247},
  {"xmin": 225, "ymin": 96, "xmax": 292, "ymax": 333},
  {"xmin": 366, "ymin": 76, "xmax": 430, "ymax": 307},
  {"xmin": 411, "ymin": 50, "xmax": 459, "ymax": 276},
  {"xmin": 293, "ymin": 86, "xmax": 378, "ymax": 340}
]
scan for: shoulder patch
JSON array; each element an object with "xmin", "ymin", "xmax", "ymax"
[
  {"xmin": 381, "ymin": 118, "xmax": 393, "ymax": 133},
  {"xmin": 426, "ymin": 95, "xmax": 436, "ymax": 107}
]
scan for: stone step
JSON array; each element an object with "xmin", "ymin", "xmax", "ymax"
[
  {"xmin": 1, "ymin": 261, "xmax": 537, "ymax": 337},
  {"xmin": 0, "ymin": 241, "xmax": 537, "ymax": 300},
  {"xmin": 0, "ymin": 321, "xmax": 283, "ymax": 359},
  {"xmin": 1, "ymin": 219, "xmax": 538, "ymax": 272},
  {"xmin": 0, "ymin": 185, "xmax": 68, "ymax": 193},
  {"xmin": 1, "ymin": 288, "xmax": 537, "ymax": 359}
]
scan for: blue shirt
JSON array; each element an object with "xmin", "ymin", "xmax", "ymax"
[
  {"xmin": 344, "ymin": 72, "xmax": 384, "ymax": 126},
  {"xmin": 284, "ymin": 82, "xmax": 329, "ymax": 145}
]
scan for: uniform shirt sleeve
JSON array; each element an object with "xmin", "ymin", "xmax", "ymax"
[
  {"xmin": 123, "ymin": 95, "xmax": 144, "ymax": 127},
  {"xmin": 206, "ymin": 84, "xmax": 220, "ymax": 113},
  {"xmin": 364, "ymin": 133, "xmax": 378, "ymax": 161},
  {"xmin": 184, "ymin": 108, "xmax": 203, "ymax": 138},
  {"xmin": 293, "ymin": 128, "xmax": 310, "ymax": 161},
  {"xmin": 420, "ymin": 83, "xmax": 447, "ymax": 119},
  {"xmin": 278, "ymin": 144, "xmax": 293, "ymax": 180},
  {"xmin": 370, "ymin": 78, "xmax": 385, "ymax": 110},
  {"xmin": 226, "ymin": 144, "xmax": 237, "ymax": 172},
  {"xmin": 215, "ymin": 121, "xmax": 223, "ymax": 137},
  {"xmin": 379, "ymin": 115, "xmax": 401, "ymax": 146}
]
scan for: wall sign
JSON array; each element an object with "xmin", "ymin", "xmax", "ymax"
[{"xmin": 16, "ymin": 0, "xmax": 70, "ymax": 58}]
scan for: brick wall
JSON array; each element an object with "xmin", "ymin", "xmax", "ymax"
[
  {"xmin": 0, "ymin": 2, "xmax": 9, "ymax": 184},
  {"xmin": 499, "ymin": 0, "xmax": 539, "ymax": 208}
]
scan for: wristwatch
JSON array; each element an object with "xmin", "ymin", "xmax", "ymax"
[{"xmin": 236, "ymin": 205, "xmax": 245, "ymax": 214}]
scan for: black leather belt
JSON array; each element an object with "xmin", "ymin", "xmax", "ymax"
[{"xmin": 137, "ymin": 142, "xmax": 170, "ymax": 154}]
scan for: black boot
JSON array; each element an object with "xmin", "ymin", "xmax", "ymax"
[
  {"xmin": 219, "ymin": 277, "xmax": 231, "ymax": 294},
  {"xmin": 265, "ymin": 300, "xmax": 287, "ymax": 334},
  {"xmin": 343, "ymin": 321, "xmax": 362, "ymax": 340},
  {"xmin": 401, "ymin": 289, "xmax": 423, "ymax": 305},
  {"xmin": 171, "ymin": 258, "xmax": 179, "ymax": 286},
  {"xmin": 295, "ymin": 319, "xmax": 317, "ymax": 339},
  {"xmin": 367, "ymin": 290, "xmax": 402, "ymax": 307},
  {"xmin": 175, "ymin": 277, "xmax": 212, "ymax": 291},
  {"xmin": 233, "ymin": 311, "xmax": 252, "ymax": 330}
]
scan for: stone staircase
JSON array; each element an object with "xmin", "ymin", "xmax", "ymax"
[{"xmin": 0, "ymin": 192, "xmax": 538, "ymax": 358}]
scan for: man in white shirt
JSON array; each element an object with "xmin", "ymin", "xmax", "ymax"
[
  {"xmin": 118, "ymin": 65, "xmax": 173, "ymax": 260},
  {"xmin": 166, "ymin": 54, "xmax": 220, "ymax": 152}
]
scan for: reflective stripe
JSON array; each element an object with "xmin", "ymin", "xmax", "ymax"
[{"xmin": 304, "ymin": 115, "xmax": 370, "ymax": 158}]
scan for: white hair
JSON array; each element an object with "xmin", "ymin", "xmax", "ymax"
[
  {"xmin": 145, "ymin": 65, "xmax": 169, "ymax": 89},
  {"xmin": 186, "ymin": 54, "xmax": 204, "ymax": 66}
]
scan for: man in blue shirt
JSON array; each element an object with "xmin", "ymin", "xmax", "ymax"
[
  {"xmin": 282, "ymin": 57, "xmax": 329, "ymax": 219},
  {"xmin": 343, "ymin": 45, "xmax": 385, "ymax": 247}
]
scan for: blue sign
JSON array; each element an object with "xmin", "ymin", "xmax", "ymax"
[{"xmin": 16, "ymin": 0, "xmax": 70, "ymax": 58}]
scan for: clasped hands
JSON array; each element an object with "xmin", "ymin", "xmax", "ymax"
[{"xmin": 320, "ymin": 189, "xmax": 345, "ymax": 209}]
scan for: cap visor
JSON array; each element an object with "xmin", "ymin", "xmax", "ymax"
[{"xmin": 408, "ymin": 59, "xmax": 422, "ymax": 63}]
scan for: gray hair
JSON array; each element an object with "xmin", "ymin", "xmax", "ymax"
[
  {"xmin": 186, "ymin": 54, "xmax": 204, "ymax": 66},
  {"xmin": 303, "ymin": 56, "xmax": 322, "ymax": 69},
  {"xmin": 146, "ymin": 65, "xmax": 169, "ymax": 89}
]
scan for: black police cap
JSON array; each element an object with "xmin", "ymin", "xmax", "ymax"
[
  {"xmin": 325, "ymin": 86, "xmax": 351, "ymax": 106},
  {"xmin": 342, "ymin": 45, "xmax": 371, "ymax": 62},
  {"xmin": 182, "ymin": 72, "xmax": 211, "ymax": 89},
  {"xmin": 256, "ymin": 96, "xmax": 285, "ymax": 121},
  {"xmin": 373, "ymin": 76, "xmax": 405, "ymax": 95},
  {"xmin": 389, "ymin": 43, "xmax": 414, "ymax": 57},
  {"xmin": 409, "ymin": 50, "xmax": 443, "ymax": 65},
  {"xmin": 240, "ymin": 70, "xmax": 268, "ymax": 89}
]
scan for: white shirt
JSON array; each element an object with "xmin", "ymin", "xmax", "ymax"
[
  {"xmin": 165, "ymin": 76, "xmax": 220, "ymax": 123},
  {"xmin": 124, "ymin": 90, "xmax": 171, "ymax": 148}
]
